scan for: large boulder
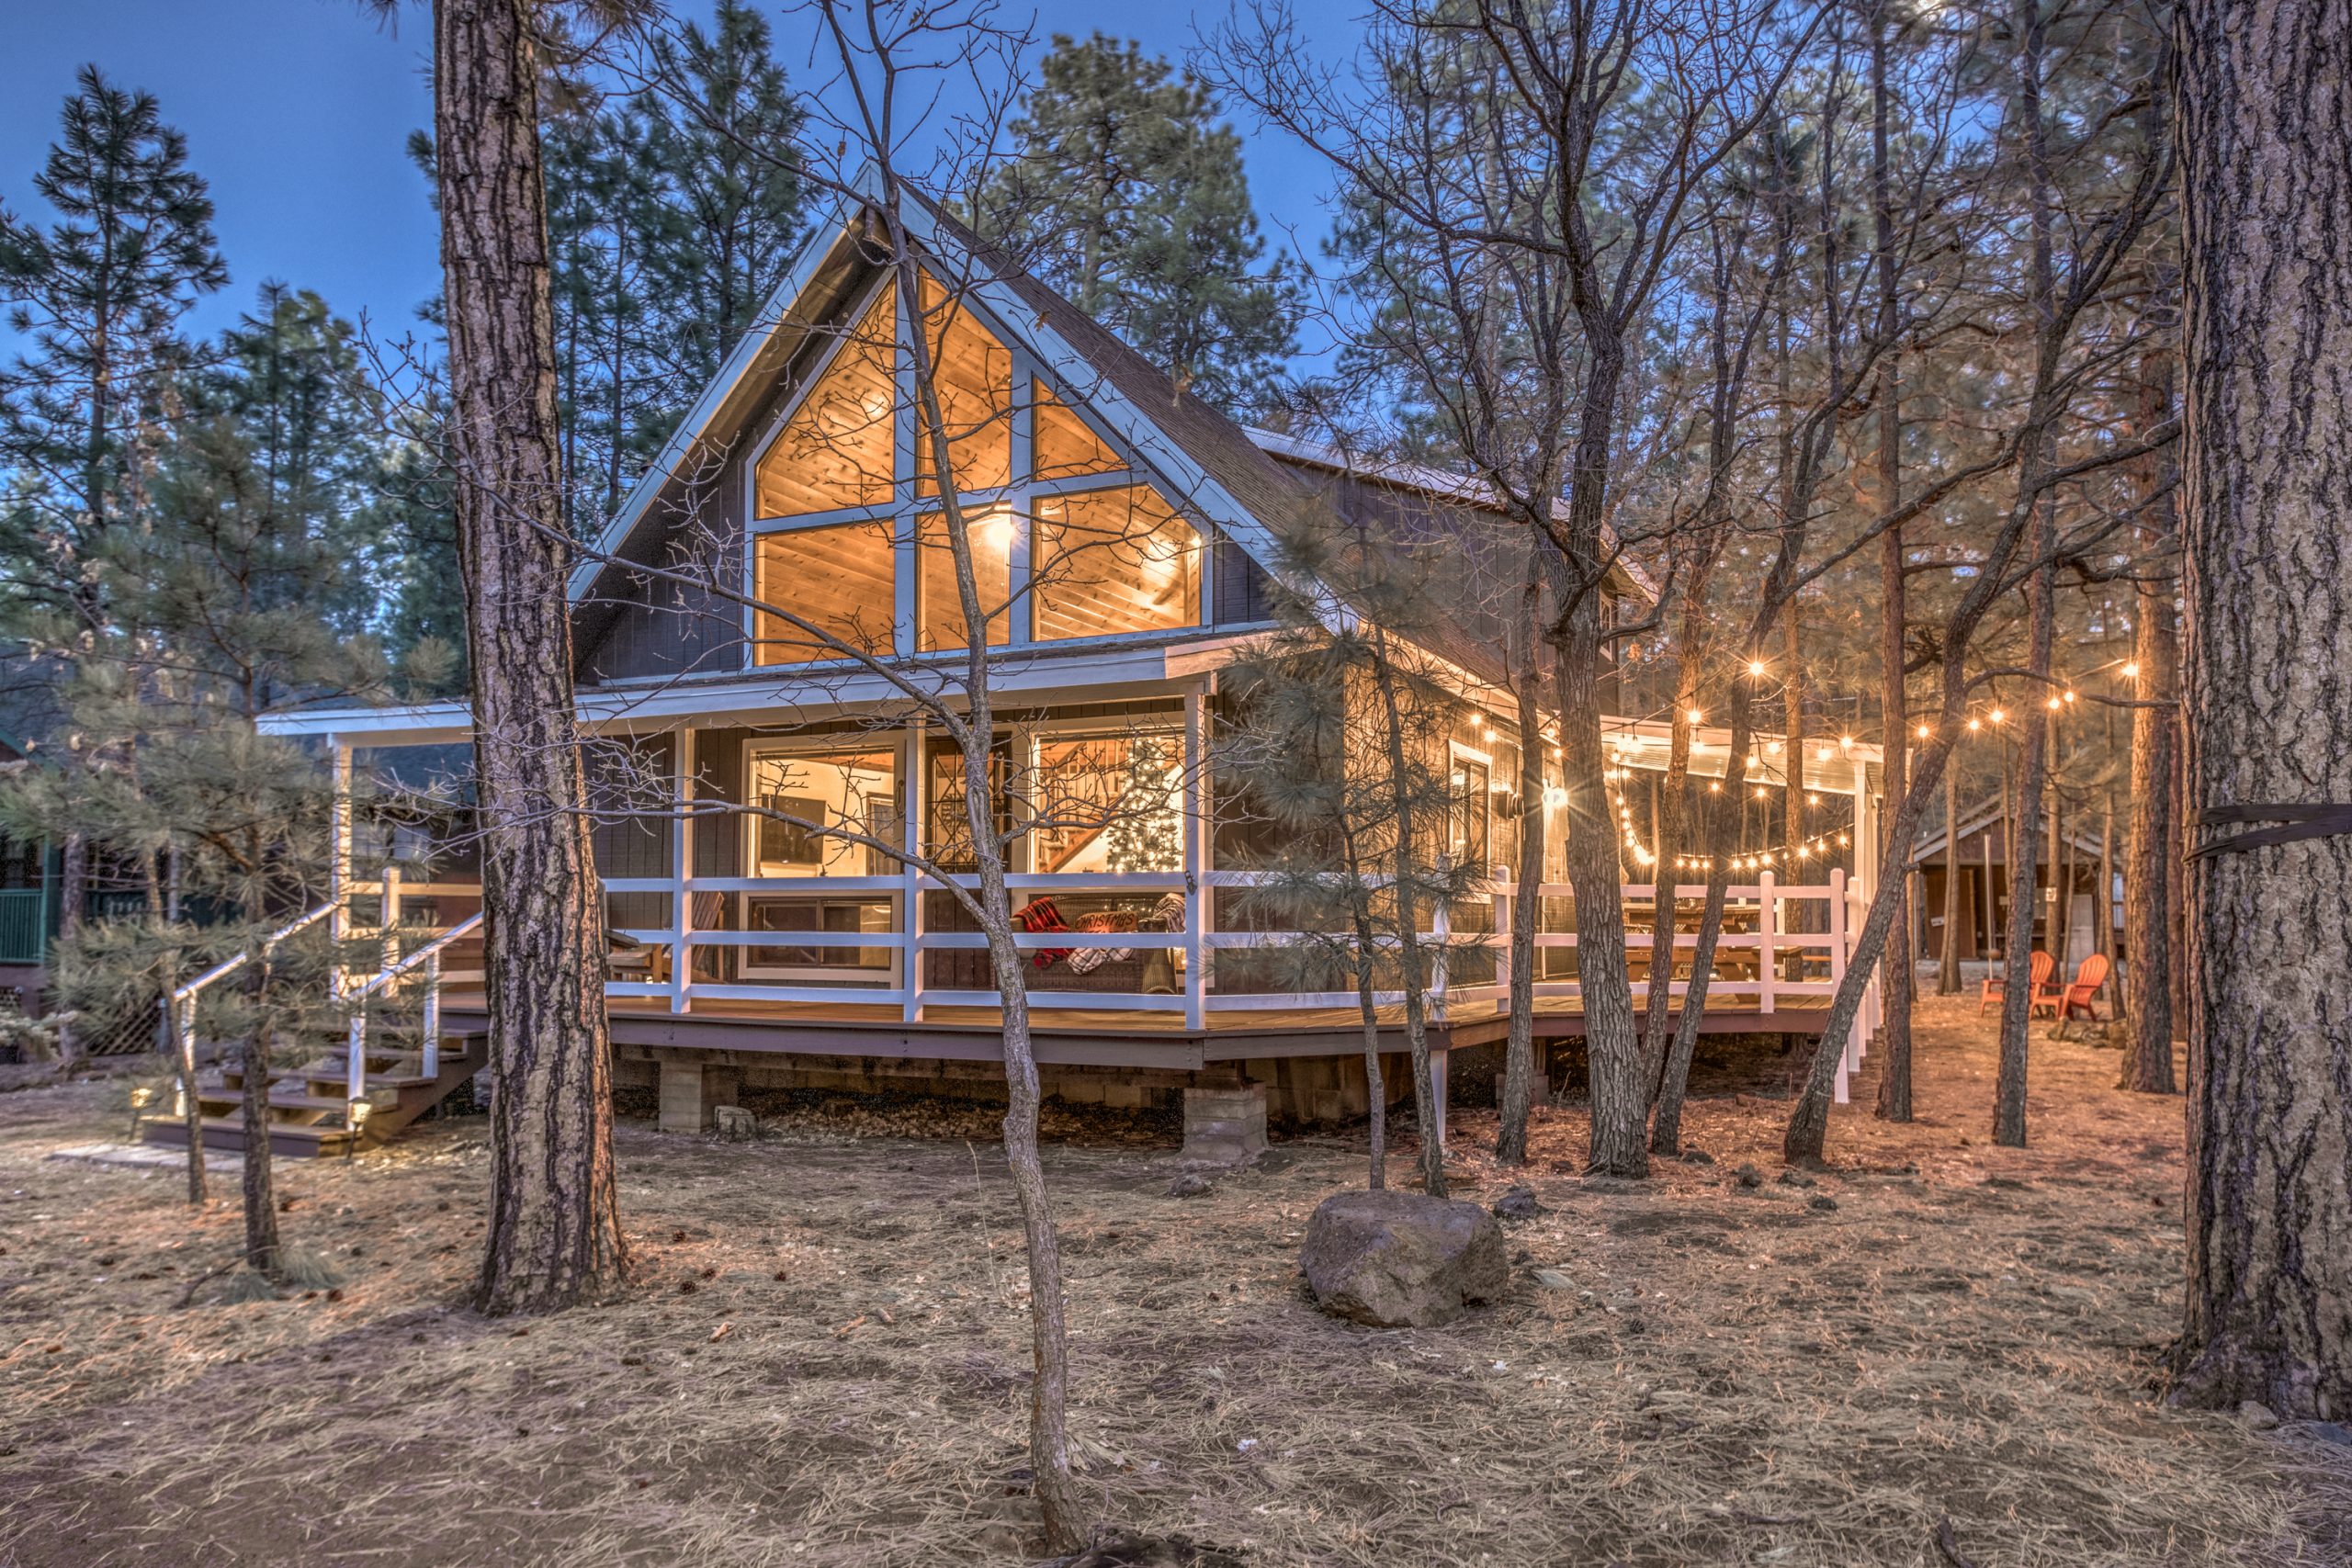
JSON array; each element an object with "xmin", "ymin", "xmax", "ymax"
[{"xmin": 1299, "ymin": 1189, "xmax": 1509, "ymax": 1327}]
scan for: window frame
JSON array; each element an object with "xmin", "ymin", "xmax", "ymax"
[{"xmin": 738, "ymin": 265, "xmax": 1215, "ymax": 671}]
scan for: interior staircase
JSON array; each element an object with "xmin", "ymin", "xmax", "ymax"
[{"xmin": 142, "ymin": 1032, "xmax": 489, "ymax": 1159}]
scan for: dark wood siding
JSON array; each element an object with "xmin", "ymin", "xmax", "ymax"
[{"xmin": 1212, "ymin": 528, "xmax": 1274, "ymax": 625}]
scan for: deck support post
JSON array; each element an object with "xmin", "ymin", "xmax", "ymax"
[
  {"xmin": 659, "ymin": 1056, "xmax": 741, "ymax": 1134},
  {"xmin": 1181, "ymin": 1077, "xmax": 1266, "ymax": 1164},
  {"xmin": 1757, "ymin": 870, "xmax": 1775, "ymax": 1014}
]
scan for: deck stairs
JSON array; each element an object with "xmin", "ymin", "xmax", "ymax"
[{"xmin": 142, "ymin": 1031, "xmax": 488, "ymax": 1158}]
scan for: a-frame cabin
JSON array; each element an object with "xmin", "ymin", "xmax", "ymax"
[{"xmin": 256, "ymin": 191, "xmax": 1889, "ymax": 1151}]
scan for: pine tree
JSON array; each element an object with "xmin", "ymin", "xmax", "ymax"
[
  {"xmin": 0, "ymin": 317, "xmax": 390, "ymax": 1270},
  {"xmin": 0, "ymin": 64, "xmax": 227, "ymax": 630},
  {"xmin": 976, "ymin": 33, "xmax": 1295, "ymax": 415},
  {"xmin": 641, "ymin": 0, "xmax": 806, "ymax": 430}
]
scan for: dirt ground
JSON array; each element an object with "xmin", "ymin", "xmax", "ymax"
[{"xmin": 1, "ymin": 996, "xmax": 2343, "ymax": 1567}]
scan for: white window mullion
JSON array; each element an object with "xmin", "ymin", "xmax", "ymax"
[
  {"xmin": 1009, "ymin": 350, "xmax": 1037, "ymax": 648},
  {"xmin": 892, "ymin": 277, "xmax": 918, "ymax": 660}
]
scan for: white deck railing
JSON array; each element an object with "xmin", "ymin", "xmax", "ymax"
[{"xmin": 343, "ymin": 863, "xmax": 1883, "ymax": 1106}]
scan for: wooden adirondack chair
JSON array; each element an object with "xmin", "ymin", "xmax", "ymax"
[
  {"xmin": 2061, "ymin": 953, "xmax": 2112, "ymax": 1021},
  {"xmin": 1983, "ymin": 949, "xmax": 2056, "ymax": 1015}
]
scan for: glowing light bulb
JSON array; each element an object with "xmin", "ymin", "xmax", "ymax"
[
  {"xmin": 1687, "ymin": 708, "xmax": 1703, "ymax": 725},
  {"xmin": 2064, "ymin": 691, "xmax": 2076, "ymax": 704},
  {"xmin": 1967, "ymin": 717, "xmax": 1982, "ymax": 731},
  {"xmin": 1708, "ymin": 782, "xmax": 1722, "ymax": 794},
  {"xmin": 1805, "ymin": 792, "xmax": 1819, "ymax": 805},
  {"xmin": 1989, "ymin": 708, "xmax": 2005, "ymax": 724},
  {"xmin": 2046, "ymin": 696, "xmax": 2062, "ymax": 710},
  {"xmin": 1747, "ymin": 660, "xmax": 1766, "ymax": 677},
  {"xmin": 1915, "ymin": 723, "xmax": 1931, "ymax": 739},
  {"xmin": 2123, "ymin": 662, "xmax": 2141, "ymax": 679}
]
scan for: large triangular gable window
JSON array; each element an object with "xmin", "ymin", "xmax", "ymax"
[{"xmin": 747, "ymin": 268, "xmax": 1203, "ymax": 667}]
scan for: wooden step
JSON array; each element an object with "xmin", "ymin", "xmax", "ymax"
[
  {"xmin": 143, "ymin": 1116, "xmax": 355, "ymax": 1157},
  {"xmin": 145, "ymin": 1032, "xmax": 488, "ymax": 1158}
]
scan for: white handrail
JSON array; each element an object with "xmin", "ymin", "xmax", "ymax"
[
  {"xmin": 343, "ymin": 911, "xmax": 483, "ymax": 1099},
  {"xmin": 169, "ymin": 902, "xmax": 335, "ymax": 1005},
  {"xmin": 157, "ymin": 900, "xmax": 336, "ymax": 1128}
]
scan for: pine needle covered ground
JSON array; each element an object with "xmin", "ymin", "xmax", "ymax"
[{"xmin": 0, "ymin": 998, "xmax": 2339, "ymax": 1565}]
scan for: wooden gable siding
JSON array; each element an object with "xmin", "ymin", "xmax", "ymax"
[{"xmin": 1212, "ymin": 528, "xmax": 1274, "ymax": 625}]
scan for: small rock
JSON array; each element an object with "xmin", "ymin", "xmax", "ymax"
[
  {"xmin": 2240, "ymin": 1400, "xmax": 2281, "ymax": 1432},
  {"xmin": 1532, "ymin": 1268, "xmax": 1577, "ymax": 1291},
  {"xmin": 1299, "ymin": 1189, "xmax": 1508, "ymax": 1328},
  {"xmin": 2305, "ymin": 1421, "xmax": 2352, "ymax": 1447},
  {"xmin": 1680, "ymin": 1147, "xmax": 1715, "ymax": 1167},
  {"xmin": 1492, "ymin": 1184, "xmax": 1541, "ymax": 1221},
  {"xmin": 712, "ymin": 1106, "xmax": 756, "ymax": 1140},
  {"xmin": 1734, "ymin": 1164, "xmax": 1763, "ymax": 1189},
  {"xmin": 1807, "ymin": 1195, "xmax": 1839, "ymax": 1213},
  {"xmin": 1776, "ymin": 1169, "xmax": 1816, "ymax": 1190},
  {"xmin": 1165, "ymin": 1172, "xmax": 1213, "ymax": 1199}
]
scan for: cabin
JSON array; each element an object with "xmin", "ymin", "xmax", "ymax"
[
  {"xmin": 236, "ymin": 189, "xmax": 1891, "ymax": 1157},
  {"xmin": 1912, "ymin": 797, "xmax": 2122, "ymax": 968},
  {"xmin": 0, "ymin": 728, "xmax": 52, "ymax": 1023}
]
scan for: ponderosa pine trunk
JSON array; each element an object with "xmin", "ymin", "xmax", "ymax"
[
  {"xmin": 1994, "ymin": 502, "xmax": 2055, "ymax": 1148},
  {"xmin": 1495, "ymin": 569, "xmax": 1547, "ymax": 1166},
  {"xmin": 1366, "ymin": 630, "xmax": 1446, "ymax": 1198},
  {"xmin": 2171, "ymin": 0, "xmax": 2352, "ymax": 1420},
  {"xmin": 1939, "ymin": 753, "xmax": 1963, "ymax": 993},
  {"xmin": 1559, "ymin": 586, "xmax": 1645, "ymax": 1179},
  {"xmin": 1871, "ymin": 0, "xmax": 1915, "ymax": 1122},
  {"xmin": 238, "ymin": 956, "xmax": 280, "ymax": 1279},
  {"xmin": 435, "ymin": 0, "xmax": 628, "ymax": 1315},
  {"xmin": 2121, "ymin": 551, "xmax": 2177, "ymax": 1093}
]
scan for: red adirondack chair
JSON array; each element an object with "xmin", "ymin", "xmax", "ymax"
[
  {"xmin": 2062, "ymin": 953, "xmax": 2113, "ymax": 1021},
  {"xmin": 1983, "ymin": 950, "xmax": 2056, "ymax": 1016}
]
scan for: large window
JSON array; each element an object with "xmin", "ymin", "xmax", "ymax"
[
  {"xmin": 914, "ymin": 277, "xmax": 1013, "ymax": 499},
  {"xmin": 1033, "ymin": 484, "xmax": 1201, "ymax": 641},
  {"xmin": 753, "ymin": 295, "xmax": 897, "ymax": 519},
  {"xmin": 752, "ymin": 522, "xmax": 898, "ymax": 666},
  {"xmin": 743, "ymin": 270, "xmax": 1205, "ymax": 664},
  {"xmin": 915, "ymin": 509, "xmax": 1013, "ymax": 652},
  {"xmin": 741, "ymin": 746, "xmax": 902, "ymax": 981},
  {"xmin": 1029, "ymin": 729, "xmax": 1184, "ymax": 874}
]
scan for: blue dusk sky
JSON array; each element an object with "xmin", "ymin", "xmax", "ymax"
[{"xmin": 0, "ymin": 1, "xmax": 1356, "ymax": 358}]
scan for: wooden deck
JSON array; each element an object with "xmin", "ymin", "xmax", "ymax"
[{"xmin": 440, "ymin": 989, "xmax": 1829, "ymax": 1069}]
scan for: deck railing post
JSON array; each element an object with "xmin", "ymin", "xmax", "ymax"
[
  {"xmin": 328, "ymin": 735, "xmax": 351, "ymax": 1001},
  {"xmin": 1758, "ymin": 870, "xmax": 1775, "ymax": 1014},
  {"xmin": 902, "ymin": 716, "xmax": 927, "ymax": 1024},
  {"xmin": 379, "ymin": 863, "xmax": 402, "ymax": 993},
  {"xmin": 671, "ymin": 727, "xmax": 694, "ymax": 1015},
  {"xmin": 1182, "ymin": 689, "xmax": 1206, "ymax": 1032},
  {"xmin": 1431, "ymin": 897, "xmax": 1451, "ymax": 1022},
  {"xmin": 421, "ymin": 951, "xmax": 442, "ymax": 1077},
  {"xmin": 346, "ymin": 1010, "xmax": 368, "ymax": 1102}
]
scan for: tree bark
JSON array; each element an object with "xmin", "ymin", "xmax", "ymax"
[
  {"xmin": 238, "ymin": 956, "xmax": 280, "ymax": 1279},
  {"xmin": 1496, "ymin": 566, "xmax": 1548, "ymax": 1165},
  {"xmin": 2171, "ymin": 0, "xmax": 2352, "ymax": 1420},
  {"xmin": 1938, "ymin": 748, "xmax": 1963, "ymax": 992},
  {"xmin": 1994, "ymin": 509, "xmax": 2055, "ymax": 1148},
  {"xmin": 1871, "ymin": 0, "xmax": 1914, "ymax": 1122},
  {"xmin": 435, "ymin": 0, "xmax": 628, "ymax": 1315},
  {"xmin": 2121, "ymin": 532, "xmax": 2177, "ymax": 1092}
]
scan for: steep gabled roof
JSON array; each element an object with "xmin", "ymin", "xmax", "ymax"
[{"xmin": 568, "ymin": 175, "xmax": 1651, "ymax": 688}]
